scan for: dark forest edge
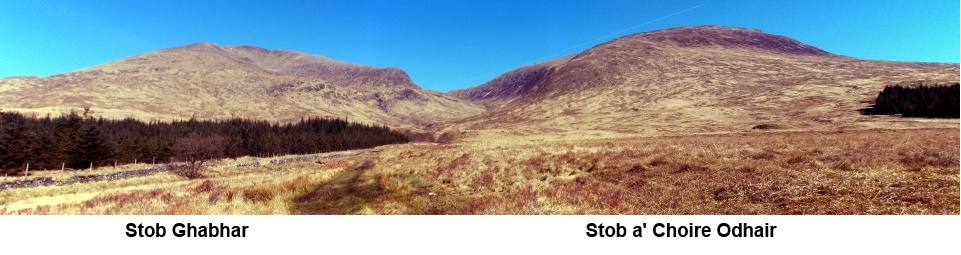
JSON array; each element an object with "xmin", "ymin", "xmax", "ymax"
[
  {"xmin": 0, "ymin": 108, "xmax": 409, "ymax": 174},
  {"xmin": 861, "ymin": 82, "xmax": 959, "ymax": 118}
]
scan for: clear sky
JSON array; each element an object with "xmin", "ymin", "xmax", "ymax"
[{"xmin": 1, "ymin": 0, "xmax": 958, "ymax": 92}]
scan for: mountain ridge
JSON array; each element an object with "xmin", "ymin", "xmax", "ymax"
[
  {"xmin": 2, "ymin": 25, "xmax": 957, "ymax": 137},
  {"xmin": 0, "ymin": 43, "xmax": 484, "ymax": 131}
]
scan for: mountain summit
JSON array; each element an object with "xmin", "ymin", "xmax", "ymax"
[{"xmin": 628, "ymin": 25, "xmax": 830, "ymax": 55}]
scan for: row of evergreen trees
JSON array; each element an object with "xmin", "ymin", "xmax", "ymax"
[
  {"xmin": 867, "ymin": 83, "xmax": 959, "ymax": 118},
  {"xmin": 0, "ymin": 109, "xmax": 408, "ymax": 171}
]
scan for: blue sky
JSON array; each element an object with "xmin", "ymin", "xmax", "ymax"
[{"xmin": 1, "ymin": 0, "xmax": 958, "ymax": 92}]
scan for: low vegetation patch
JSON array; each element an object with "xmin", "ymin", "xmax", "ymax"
[{"xmin": 751, "ymin": 124, "xmax": 784, "ymax": 130}]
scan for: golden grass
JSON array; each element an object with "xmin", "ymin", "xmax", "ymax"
[
  {"xmin": 0, "ymin": 155, "xmax": 355, "ymax": 214},
  {"xmin": 315, "ymin": 128, "xmax": 959, "ymax": 214},
  {"xmin": 2, "ymin": 128, "xmax": 957, "ymax": 215}
]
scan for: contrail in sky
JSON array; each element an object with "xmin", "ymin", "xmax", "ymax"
[
  {"xmin": 551, "ymin": 1, "xmax": 714, "ymax": 58},
  {"xmin": 451, "ymin": 1, "xmax": 713, "ymax": 89}
]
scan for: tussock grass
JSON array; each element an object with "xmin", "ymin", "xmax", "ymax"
[
  {"xmin": 2, "ymin": 129, "xmax": 957, "ymax": 215},
  {"xmin": 338, "ymin": 128, "xmax": 958, "ymax": 214}
]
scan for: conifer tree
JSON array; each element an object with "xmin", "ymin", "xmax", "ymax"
[
  {"xmin": 67, "ymin": 125, "xmax": 115, "ymax": 168},
  {"xmin": 0, "ymin": 114, "xmax": 30, "ymax": 169}
]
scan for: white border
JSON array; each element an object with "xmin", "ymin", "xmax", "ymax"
[{"xmin": 0, "ymin": 215, "xmax": 957, "ymax": 254}]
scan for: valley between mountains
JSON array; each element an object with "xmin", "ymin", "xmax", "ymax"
[{"xmin": 1, "ymin": 26, "xmax": 957, "ymax": 214}]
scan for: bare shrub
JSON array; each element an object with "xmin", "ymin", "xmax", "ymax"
[{"xmin": 174, "ymin": 133, "xmax": 226, "ymax": 179}]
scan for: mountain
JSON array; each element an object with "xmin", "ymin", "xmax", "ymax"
[
  {"xmin": 449, "ymin": 25, "xmax": 959, "ymax": 136},
  {"xmin": 2, "ymin": 26, "xmax": 957, "ymax": 137},
  {"xmin": 0, "ymin": 43, "xmax": 483, "ymax": 131}
]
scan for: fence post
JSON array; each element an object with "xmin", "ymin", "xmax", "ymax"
[
  {"xmin": 110, "ymin": 160, "xmax": 115, "ymax": 178},
  {"xmin": 61, "ymin": 163, "xmax": 65, "ymax": 178},
  {"xmin": 24, "ymin": 163, "xmax": 29, "ymax": 180},
  {"xmin": 89, "ymin": 163, "xmax": 93, "ymax": 174}
]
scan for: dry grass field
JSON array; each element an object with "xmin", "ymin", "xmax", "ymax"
[
  {"xmin": 3, "ymin": 128, "xmax": 956, "ymax": 215},
  {"xmin": 0, "ymin": 152, "xmax": 365, "ymax": 214}
]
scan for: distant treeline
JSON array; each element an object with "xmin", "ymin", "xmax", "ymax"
[
  {"xmin": 0, "ymin": 110, "xmax": 408, "ymax": 171},
  {"xmin": 865, "ymin": 83, "xmax": 959, "ymax": 118}
]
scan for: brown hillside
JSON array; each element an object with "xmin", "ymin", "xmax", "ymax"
[
  {"xmin": 449, "ymin": 26, "xmax": 959, "ymax": 137},
  {"xmin": 0, "ymin": 43, "xmax": 484, "ymax": 131}
]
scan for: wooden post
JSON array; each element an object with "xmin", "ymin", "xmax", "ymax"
[
  {"xmin": 152, "ymin": 157, "xmax": 156, "ymax": 165},
  {"xmin": 24, "ymin": 163, "xmax": 29, "ymax": 180},
  {"xmin": 89, "ymin": 163, "xmax": 93, "ymax": 174},
  {"xmin": 110, "ymin": 160, "xmax": 114, "ymax": 178},
  {"xmin": 61, "ymin": 163, "xmax": 65, "ymax": 177}
]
